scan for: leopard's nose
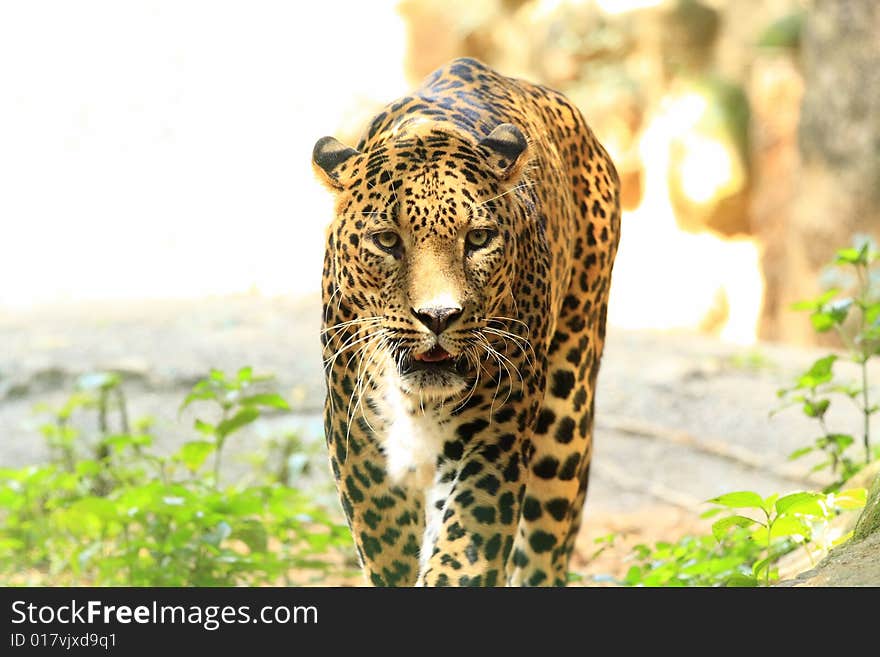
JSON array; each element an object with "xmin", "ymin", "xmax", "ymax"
[{"xmin": 411, "ymin": 306, "xmax": 462, "ymax": 335}]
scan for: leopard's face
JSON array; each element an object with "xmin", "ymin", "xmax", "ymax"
[{"xmin": 323, "ymin": 125, "xmax": 528, "ymax": 399}]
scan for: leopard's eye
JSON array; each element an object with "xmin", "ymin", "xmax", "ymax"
[
  {"xmin": 373, "ymin": 231, "xmax": 401, "ymax": 253},
  {"xmin": 466, "ymin": 229, "xmax": 494, "ymax": 250}
]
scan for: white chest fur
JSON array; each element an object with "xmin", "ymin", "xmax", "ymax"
[{"xmin": 379, "ymin": 367, "xmax": 456, "ymax": 488}]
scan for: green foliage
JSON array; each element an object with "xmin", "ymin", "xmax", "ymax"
[
  {"xmin": 621, "ymin": 529, "xmax": 762, "ymax": 587},
  {"xmin": 706, "ymin": 489, "xmax": 863, "ymax": 586},
  {"xmin": 623, "ymin": 488, "xmax": 865, "ymax": 587},
  {"xmin": 0, "ymin": 368, "xmax": 352, "ymax": 586},
  {"xmin": 776, "ymin": 237, "xmax": 880, "ymax": 489}
]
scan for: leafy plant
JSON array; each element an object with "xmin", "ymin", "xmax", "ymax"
[
  {"xmin": 705, "ymin": 489, "xmax": 864, "ymax": 586},
  {"xmin": 0, "ymin": 368, "xmax": 353, "ymax": 586},
  {"xmin": 776, "ymin": 238, "xmax": 880, "ymax": 488},
  {"xmin": 621, "ymin": 528, "xmax": 763, "ymax": 587},
  {"xmin": 622, "ymin": 488, "xmax": 865, "ymax": 587},
  {"xmin": 178, "ymin": 366, "xmax": 293, "ymax": 488}
]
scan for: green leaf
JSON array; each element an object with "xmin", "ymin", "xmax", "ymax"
[
  {"xmin": 708, "ymin": 491, "xmax": 765, "ymax": 509},
  {"xmin": 238, "ymin": 393, "xmax": 291, "ymax": 411},
  {"xmin": 830, "ymin": 488, "xmax": 867, "ymax": 511},
  {"xmin": 68, "ymin": 497, "xmax": 119, "ymax": 522},
  {"xmin": 790, "ymin": 300, "xmax": 817, "ymax": 311},
  {"xmin": 791, "ymin": 289, "xmax": 838, "ymax": 312},
  {"xmin": 712, "ymin": 515, "xmax": 757, "ymax": 541},
  {"xmin": 75, "ymin": 460, "xmax": 101, "ymax": 476},
  {"xmin": 782, "ymin": 497, "xmax": 826, "ymax": 518},
  {"xmin": 836, "ymin": 247, "xmax": 864, "ymax": 265},
  {"xmin": 865, "ymin": 302, "xmax": 880, "ymax": 325},
  {"xmin": 216, "ymin": 407, "xmax": 260, "ymax": 439},
  {"xmin": 233, "ymin": 520, "xmax": 269, "ymax": 553},
  {"xmin": 194, "ymin": 419, "xmax": 215, "ymax": 436},
  {"xmin": 775, "ymin": 492, "xmax": 822, "ymax": 515},
  {"xmin": 725, "ymin": 574, "xmax": 758, "ymax": 587},
  {"xmin": 216, "ymin": 490, "xmax": 264, "ymax": 516},
  {"xmin": 802, "ymin": 399, "xmax": 830, "ymax": 418},
  {"xmin": 788, "ymin": 446, "xmax": 814, "ymax": 461},
  {"xmin": 830, "ymin": 297, "xmax": 853, "ymax": 313},
  {"xmin": 176, "ymin": 441, "xmax": 216, "ymax": 471},
  {"xmin": 624, "ymin": 566, "xmax": 643, "ymax": 585},
  {"xmin": 237, "ymin": 366, "xmax": 253, "ymax": 383},
  {"xmin": 631, "ymin": 544, "xmax": 651, "ymax": 560},
  {"xmin": 796, "ymin": 355, "xmax": 837, "ymax": 389},
  {"xmin": 820, "ymin": 434, "xmax": 854, "ymax": 451},
  {"xmin": 810, "ymin": 312, "xmax": 836, "ymax": 332},
  {"xmin": 768, "ymin": 515, "xmax": 811, "ymax": 540},
  {"xmin": 103, "ymin": 433, "xmax": 153, "ymax": 452},
  {"xmin": 752, "ymin": 556, "xmax": 772, "ymax": 579},
  {"xmin": 178, "ymin": 389, "xmax": 217, "ymax": 414}
]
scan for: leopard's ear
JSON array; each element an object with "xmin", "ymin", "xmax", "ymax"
[
  {"xmin": 312, "ymin": 136, "xmax": 359, "ymax": 190},
  {"xmin": 477, "ymin": 123, "xmax": 529, "ymax": 181}
]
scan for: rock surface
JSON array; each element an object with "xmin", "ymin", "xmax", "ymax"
[{"xmin": 781, "ymin": 531, "xmax": 880, "ymax": 586}]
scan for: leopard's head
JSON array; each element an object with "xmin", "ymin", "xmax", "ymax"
[{"xmin": 314, "ymin": 120, "xmax": 531, "ymax": 399}]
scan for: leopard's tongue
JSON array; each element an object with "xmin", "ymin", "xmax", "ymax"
[{"xmin": 414, "ymin": 345, "xmax": 452, "ymax": 363}]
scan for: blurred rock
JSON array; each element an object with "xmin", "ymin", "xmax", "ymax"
[
  {"xmin": 665, "ymin": 76, "xmax": 752, "ymax": 236},
  {"xmin": 397, "ymin": 0, "xmax": 504, "ymax": 83},
  {"xmin": 714, "ymin": 0, "xmax": 802, "ymax": 81},
  {"xmin": 783, "ymin": 531, "xmax": 880, "ymax": 586},
  {"xmin": 749, "ymin": 51, "xmax": 804, "ymax": 342},
  {"xmin": 854, "ymin": 466, "xmax": 880, "ymax": 541},
  {"xmin": 658, "ymin": 0, "xmax": 719, "ymax": 81},
  {"xmin": 765, "ymin": 0, "xmax": 880, "ymax": 345}
]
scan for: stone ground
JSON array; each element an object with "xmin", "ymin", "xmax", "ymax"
[{"xmin": 2, "ymin": 294, "xmax": 876, "ymax": 585}]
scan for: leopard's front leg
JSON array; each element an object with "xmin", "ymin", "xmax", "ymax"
[
  {"xmin": 417, "ymin": 436, "xmax": 527, "ymax": 587},
  {"xmin": 324, "ymin": 393, "xmax": 426, "ymax": 587}
]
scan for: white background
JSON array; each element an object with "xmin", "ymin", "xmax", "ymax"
[{"xmin": 0, "ymin": 0, "xmax": 408, "ymax": 307}]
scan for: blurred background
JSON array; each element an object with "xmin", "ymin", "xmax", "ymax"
[
  {"xmin": 3, "ymin": 0, "xmax": 878, "ymax": 345},
  {"xmin": 2, "ymin": 0, "xmax": 880, "ymax": 586}
]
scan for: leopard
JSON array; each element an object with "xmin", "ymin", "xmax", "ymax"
[{"xmin": 312, "ymin": 57, "xmax": 620, "ymax": 586}]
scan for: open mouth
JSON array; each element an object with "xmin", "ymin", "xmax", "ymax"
[
  {"xmin": 414, "ymin": 345, "xmax": 453, "ymax": 364},
  {"xmin": 399, "ymin": 345, "xmax": 470, "ymax": 377}
]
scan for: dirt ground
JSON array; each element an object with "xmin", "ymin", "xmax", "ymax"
[{"xmin": 2, "ymin": 294, "xmax": 875, "ymax": 585}]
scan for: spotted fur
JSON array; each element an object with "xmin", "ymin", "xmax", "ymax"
[{"xmin": 313, "ymin": 58, "xmax": 620, "ymax": 586}]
